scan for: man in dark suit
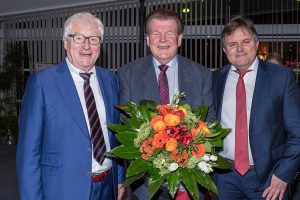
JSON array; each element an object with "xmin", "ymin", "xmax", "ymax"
[
  {"xmin": 212, "ymin": 16, "xmax": 300, "ymax": 200},
  {"xmin": 118, "ymin": 8, "xmax": 214, "ymax": 200},
  {"xmin": 16, "ymin": 12, "xmax": 125, "ymax": 200}
]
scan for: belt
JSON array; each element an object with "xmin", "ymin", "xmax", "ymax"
[
  {"xmin": 91, "ymin": 169, "xmax": 111, "ymax": 183},
  {"xmin": 226, "ymin": 159, "xmax": 255, "ymax": 170}
]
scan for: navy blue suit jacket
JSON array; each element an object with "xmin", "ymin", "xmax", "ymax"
[
  {"xmin": 16, "ymin": 60, "xmax": 125, "ymax": 199},
  {"xmin": 118, "ymin": 55, "xmax": 215, "ymax": 120},
  {"xmin": 213, "ymin": 60, "xmax": 300, "ymax": 188}
]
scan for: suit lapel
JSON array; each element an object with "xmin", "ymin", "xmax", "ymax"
[
  {"xmin": 250, "ymin": 60, "xmax": 269, "ymax": 120},
  {"xmin": 178, "ymin": 56, "xmax": 191, "ymax": 101},
  {"xmin": 55, "ymin": 60, "xmax": 89, "ymax": 138},
  {"xmin": 216, "ymin": 65, "xmax": 230, "ymax": 120},
  {"xmin": 141, "ymin": 56, "xmax": 161, "ymax": 103}
]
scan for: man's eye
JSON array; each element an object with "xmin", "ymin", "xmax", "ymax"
[{"xmin": 228, "ymin": 43, "xmax": 237, "ymax": 47}]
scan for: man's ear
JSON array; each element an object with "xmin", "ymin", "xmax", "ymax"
[
  {"xmin": 177, "ymin": 34, "xmax": 183, "ymax": 47},
  {"xmin": 146, "ymin": 36, "xmax": 150, "ymax": 47}
]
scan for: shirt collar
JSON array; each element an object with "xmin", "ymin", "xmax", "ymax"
[
  {"xmin": 230, "ymin": 57, "xmax": 259, "ymax": 74},
  {"xmin": 66, "ymin": 57, "xmax": 96, "ymax": 80},
  {"xmin": 153, "ymin": 55, "xmax": 178, "ymax": 70}
]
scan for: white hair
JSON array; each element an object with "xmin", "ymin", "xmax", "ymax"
[{"xmin": 63, "ymin": 12, "xmax": 104, "ymax": 41}]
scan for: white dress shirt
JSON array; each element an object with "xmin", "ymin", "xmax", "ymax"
[
  {"xmin": 153, "ymin": 56, "xmax": 179, "ymax": 102},
  {"xmin": 66, "ymin": 58, "xmax": 112, "ymax": 173},
  {"xmin": 219, "ymin": 57, "xmax": 259, "ymax": 165}
]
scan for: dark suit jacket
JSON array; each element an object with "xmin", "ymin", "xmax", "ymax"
[
  {"xmin": 16, "ymin": 59, "xmax": 125, "ymax": 200},
  {"xmin": 212, "ymin": 60, "xmax": 300, "ymax": 188},
  {"xmin": 118, "ymin": 55, "xmax": 215, "ymax": 120}
]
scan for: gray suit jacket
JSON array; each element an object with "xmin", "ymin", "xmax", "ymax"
[{"xmin": 117, "ymin": 55, "xmax": 215, "ymax": 120}]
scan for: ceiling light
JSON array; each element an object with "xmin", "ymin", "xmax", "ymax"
[{"xmin": 182, "ymin": 8, "xmax": 190, "ymax": 13}]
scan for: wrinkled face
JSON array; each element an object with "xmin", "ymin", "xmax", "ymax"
[
  {"xmin": 223, "ymin": 28, "xmax": 259, "ymax": 71},
  {"xmin": 64, "ymin": 19, "xmax": 101, "ymax": 72},
  {"xmin": 146, "ymin": 19, "xmax": 183, "ymax": 64}
]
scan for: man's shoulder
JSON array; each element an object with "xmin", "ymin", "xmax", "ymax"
[
  {"xmin": 178, "ymin": 55, "xmax": 210, "ymax": 73},
  {"xmin": 119, "ymin": 56, "xmax": 152, "ymax": 72}
]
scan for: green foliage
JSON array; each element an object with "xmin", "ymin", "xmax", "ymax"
[{"xmin": 109, "ymin": 98, "xmax": 230, "ymax": 200}]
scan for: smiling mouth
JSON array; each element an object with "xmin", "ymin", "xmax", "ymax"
[{"xmin": 158, "ymin": 45, "xmax": 169, "ymax": 49}]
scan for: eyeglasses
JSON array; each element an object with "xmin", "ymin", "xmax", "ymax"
[
  {"xmin": 68, "ymin": 34, "xmax": 101, "ymax": 45},
  {"xmin": 225, "ymin": 38, "xmax": 256, "ymax": 49}
]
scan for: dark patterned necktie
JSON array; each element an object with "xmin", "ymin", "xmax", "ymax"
[
  {"xmin": 158, "ymin": 65, "xmax": 169, "ymax": 104},
  {"xmin": 80, "ymin": 72, "xmax": 106, "ymax": 165},
  {"xmin": 234, "ymin": 69, "xmax": 252, "ymax": 176}
]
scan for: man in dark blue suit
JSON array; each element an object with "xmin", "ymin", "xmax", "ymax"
[
  {"xmin": 16, "ymin": 12, "xmax": 125, "ymax": 200},
  {"xmin": 118, "ymin": 8, "xmax": 214, "ymax": 200},
  {"xmin": 212, "ymin": 16, "xmax": 300, "ymax": 200}
]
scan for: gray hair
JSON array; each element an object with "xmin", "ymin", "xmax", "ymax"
[{"xmin": 63, "ymin": 12, "xmax": 104, "ymax": 41}]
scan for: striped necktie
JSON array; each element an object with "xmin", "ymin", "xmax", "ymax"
[{"xmin": 80, "ymin": 72, "xmax": 106, "ymax": 165}]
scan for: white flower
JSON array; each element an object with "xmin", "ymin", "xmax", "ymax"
[
  {"xmin": 210, "ymin": 155, "xmax": 217, "ymax": 161},
  {"xmin": 198, "ymin": 161, "xmax": 213, "ymax": 174},
  {"xmin": 168, "ymin": 163, "xmax": 179, "ymax": 172},
  {"xmin": 203, "ymin": 154, "xmax": 210, "ymax": 161}
]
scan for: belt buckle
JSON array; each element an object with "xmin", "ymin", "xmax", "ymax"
[{"xmin": 91, "ymin": 169, "xmax": 110, "ymax": 183}]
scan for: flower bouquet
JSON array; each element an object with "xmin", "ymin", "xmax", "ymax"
[{"xmin": 108, "ymin": 93, "xmax": 231, "ymax": 200}]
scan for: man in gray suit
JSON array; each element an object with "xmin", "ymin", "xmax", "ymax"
[{"xmin": 118, "ymin": 8, "xmax": 214, "ymax": 200}]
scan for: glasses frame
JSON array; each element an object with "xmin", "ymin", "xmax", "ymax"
[{"xmin": 68, "ymin": 34, "xmax": 102, "ymax": 45}]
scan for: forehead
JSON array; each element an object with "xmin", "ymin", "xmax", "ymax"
[
  {"xmin": 149, "ymin": 19, "xmax": 177, "ymax": 31},
  {"xmin": 70, "ymin": 18, "xmax": 100, "ymax": 34},
  {"xmin": 224, "ymin": 27, "xmax": 253, "ymax": 42}
]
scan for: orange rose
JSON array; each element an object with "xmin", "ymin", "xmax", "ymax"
[
  {"xmin": 191, "ymin": 144, "xmax": 206, "ymax": 158},
  {"xmin": 150, "ymin": 115, "xmax": 166, "ymax": 132},
  {"xmin": 191, "ymin": 128, "xmax": 200, "ymax": 137},
  {"xmin": 165, "ymin": 138, "xmax": 178, "ymax": 152},
  {"xmin": 198, "ymin": 121, "xmax": 211, "ymax": 135},
  {"xmin": 152, "ymin": 133, "xmax": 168, "ymax": 148},
  {"xmin": 164, "ymin": 114, "xmax": 181, "ymax": 127}
]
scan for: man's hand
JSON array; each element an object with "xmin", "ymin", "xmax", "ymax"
[
  {"xmin": 118, "ymin": 184, "xmax": 125, "ymax": 200},
  {"xmin": 263, "ymin": 174, "xmax": 287, "ymax": 200}
]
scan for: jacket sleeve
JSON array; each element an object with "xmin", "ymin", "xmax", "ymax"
[
  {"xmin": 16, "ymin": 73, "xmax": 45, "ymax": 199},
  {"xmin": 274, "ymin": 68, "xmax": 300, "ymax": 183}
]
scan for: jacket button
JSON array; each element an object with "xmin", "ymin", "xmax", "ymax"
[{"xmin": 87, "ymin": 148, "xmax": 92, "ymax": 152}]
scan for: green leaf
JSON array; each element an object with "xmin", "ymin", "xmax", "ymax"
[
  {"xmin": 191, "ymin": 169, "xmax": 218, "ymax": 194},
  {"xmin": 139, "ymin": 100, "xmax": 157, "ymax": 109},
  {"xmin": 210, "ymin": 139, "xmax": 223, "ymax": 147},
  {"xmin": 108, "ymin": 124, "xmax": 135, "ymax": 133},
  {"xmin": 167, "ymin": 171, "xmax": 180, "ymax": 198},
  {"xmin": 215, "ymin": 154, "xmax": 231, "ymax": 169},
  {"xmin": 123, "ymin": 171, "xmax": 146, "ymax": 187},
  {"xmin": 181, "ymin": 169, "xmax": 199, "ymax": 200},
  {"xmin": 111, "ymin": 145, "xmax": 140, "ymax": 159},
  {"xmin": 203, "ymin": 141, "xmax": 212, "ymax": 152},
  {"xmin": 140, "ymin": 106, "xmax": 152, "ymax": 122},
  {"xmin": 148, "ymin": 175, "xmax": 165, "ymax": 200},
  {"xmin": 128, "ymin": 118, "xmax": 144, "ymax": 130},
  {"xmin": 115, "ymin": 104, "xmax": 130, "ymax": 115},
  {"xmin": 115, "ymin": 131, "xmax": 136, "ymax": 146},
  {"xmin": 127, "ymin": 158, "xmax": 148, "ymax": 177},
  {"xmin": 193, "ymin": 105, "xmax": 209, "ymax": 121}
]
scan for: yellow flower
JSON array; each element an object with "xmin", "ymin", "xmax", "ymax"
[
  {"xmin": 198, "ymin": 121, "xmax": 211, "ymax": 135},
  {"xmin": 177, "ymin": 106, "xmax": 187, "ymax": 114},
  {"xmin": 164, "ymin": 114, "xmax": 181, "ymax": 127},
  {"xmin": 165, "ymin": 138, "xmax": 178, "ymax": 152}
]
